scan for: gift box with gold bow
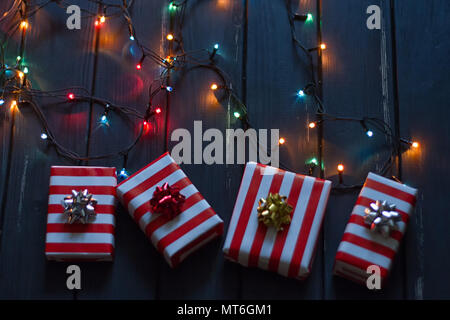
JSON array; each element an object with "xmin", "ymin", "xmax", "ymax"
[
  {"xmin": 116, "ymin": 152, "xmax": 224, "ymax": 267},
  {"xmin": 334, "ymin": 172, "xmax": 418, "ymax": 286},
  {"xmin": 45, "ymin": 166, "xmax": 117, "ymax": 261},
  {"xmin": 223, "ymin": 162, "xmax": 332, "ymax": 279}
]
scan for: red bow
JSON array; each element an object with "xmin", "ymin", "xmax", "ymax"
[{"xmin": 150, "ymin": 182, "xmax": 186, "ymax": 218}]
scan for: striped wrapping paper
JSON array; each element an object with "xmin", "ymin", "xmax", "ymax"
[
  {"xmin": 45, "ymin": 166, "xmax": 117, "ymax": 261},
  {"xmin": 223, "ymin": 162, "xmax": 332, "ymax": 279},
  {"xmin": 334, "ymin": 172, "xmax": 418, "ymax": 285},
  {"xmin": 116, "ymin": 152, "xmax": 224, "ymax": 268}
]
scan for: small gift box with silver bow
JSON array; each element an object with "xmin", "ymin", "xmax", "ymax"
[
  {"xmin": 334, "ymin": 172, "xmax": 418, "ymax": 286},
  {"xmin": 223, "ymin": 162, "xmax": 332, "ymax": 280},
  {"xmin": 45, "ymin": 166, "xmax": 117, "ymax": 261}
]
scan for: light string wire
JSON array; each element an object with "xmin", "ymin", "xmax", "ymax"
[
  {"xmin": 0, "ymin": 0, "xmax": 170, "ymax": 164},
  {"xmin": 285, "ymin": 0, "xmax": 415, "ymax": 191},
  {"xmin": 0, "ymin": 0, "xmax": 418, "ymax": 187}
]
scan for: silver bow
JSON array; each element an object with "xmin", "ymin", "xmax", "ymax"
[
  {"xmin": 364, "ymin": 200, "xmax": 401, "ymax": 237},
  {"xmin": 62, "ymin": 189, "xmax": 97, "ymax": 224}
]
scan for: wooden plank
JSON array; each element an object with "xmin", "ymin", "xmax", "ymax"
[
  {"xmin": 0, "ymin": 1, "xmax": 96, "ymax": 299},
  {"xmin": 75, "ymin": 1, "xmax": 166, "ymax": 299},
  {"xmin": 0, "ymin": 0, "xmax": 447, "ymax": 300},
  {"xmin": 0, "ymin": 0, "xmax": 19, "ymax": 250},
  {"xmin": 321, "ymin": 0, "xmax": 405, "ymax": 298},
  {"xmin": 239, "ymin": 0, "xmax": 322, "ymax": 299},
  {"xmin": 157, "ymin": 0, "xmax": 244, "ymax": 299},
  {"xmin": 394, "ymin": 0, "xmax": 450, "ymax": 299}
]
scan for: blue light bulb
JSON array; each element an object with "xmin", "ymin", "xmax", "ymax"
[
  {"xmin": 100, "ymin": 115, "xmax": 109, "ymax": 125},
  {"xmin": 298, "ymin": 90, "xmax": 305, "ymax": 97},
  {"xmin": 40, "ymin": 133, "xmax": 48, "ymax": 140},
  {"xmin": 213, "ymin": 43, "xmax": 219, "ymax": 50},
  {"xmin": 0, "ymin": 99, "xmax": 4, "ymax": 106},
  {"xmin": 166, "ymin": 86, "xmax": 173, "ymax": 92},
  {"xmin": 118, "ymin": 168, "xmax": 129, "ymax": 182},
  {"xmin": 129, "ymin": 35, "xmax": 135, "ymax": 41},
  {"xmin": 366, "ymin": 130, "xmax": 374, "ymax": 137}
]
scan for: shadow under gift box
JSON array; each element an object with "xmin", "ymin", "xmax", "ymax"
[
  {"xmin": 45, "ymin": 166, "xmax": 117, "ymax": 262},
  {"xmin": 223, "ymin": 162, "xmax": 332, "ymax": 280},
  {"xmin": 116, "ymin": 152, "xmax": 224, "ymax": 268},
  {"xmin": 333, "ymin": 172, "xmax": 418, "ymax": 287}
]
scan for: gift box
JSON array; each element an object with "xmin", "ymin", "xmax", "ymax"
[
  {"xmin": 45, "ymin": 166, "xmax": 117, "ymax": 261},
  {"xmin": 334, "ymin": 172, "xmax": 418, "ymax": 285},
  {"xmin": 223, "ymin": 162, "xmax": 332, "ymax": 279},
  {"xmin": 116, "ymin": 152, "xmax": 224, "ymax": 267}
]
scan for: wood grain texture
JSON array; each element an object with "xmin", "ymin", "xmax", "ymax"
[
  {"xmin": 158, "ymin": 0, "xmax": 244, "ymax": 299},
  {"xmin": 0, "ymin": 0, "xmax": 18, "ymax": 257},
  {"xmin": 0, "ymin": 0, "xmax": 97, "ymax": 299},
  {"xmin": 77, "ymin": 0, "xmax": 165, "ymax": 300},
  {"xmin": 240, "ymin": 0, "xmax": 322, "ymax": 299},
  {"xmin": 394, "ymin": 0, "xmax": 450, "ymax": 299},
  {"xmin": 0, "ymin": 0, "xmax": 448, "ymax": 300},
  {"xmin": 321, "ymin": 0, "xmax": 404, "ymax": 298}
]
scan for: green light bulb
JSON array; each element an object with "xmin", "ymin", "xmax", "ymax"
[
  {"xmin": 169, "ymin": 2, "xmax": 177, "ymax": 11},
  {"xmin": 307, "ymin": 158, "xmax": 318, "ymax": 166}
]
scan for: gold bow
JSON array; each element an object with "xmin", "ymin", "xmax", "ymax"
[{"xmin": 257, "ymin": 193, "xmax": 293, "ymax": 231}]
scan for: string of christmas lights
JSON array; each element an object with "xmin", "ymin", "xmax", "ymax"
[
  {"xmin": 284, "ymin": 0, "xmax": 419, "ymax": 191},
  {"xmin": 0, "ymin": 0, "xmax": 420, "ymax": 189}
]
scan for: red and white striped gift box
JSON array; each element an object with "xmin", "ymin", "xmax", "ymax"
[
  {"xmin": 45, "ymin": 166, "xmax": 117, "ymax": 261},
  {"xmin": 334, "ymin": 172, "xmax": 418, "ymax": 285},
  {"xmin": 116, "ymin": 152, "xmax": 224, "ymax": 268},
  {"xmin": 223, "ymin": 162, "xmax": 332, "ymax": 279}
]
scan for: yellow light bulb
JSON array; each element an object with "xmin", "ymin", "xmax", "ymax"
[
  {"xmin": 337, "ymin": 164, "xmax": 344, "ymax": 172},
  {"xmin": 10, "ymin": 100, "xmax": 17, "ymax": 111},
  {"xmin": 18, "ymin": 71, "xmax": 24, "ymax": 79},
  {"xmin": 166, "ymin": 33, "xmax": 174, "ymax": 41},
  {"xmin": 100, "ymin": 15, "xmax": 106, "ymax": 23},
  {"xmin": 320, "ymin": 43, "xmax": 326, "ymax": 50},
  {"xmin": 210, "ymin": 83, "xmax": 218, "ymax": 90},
  {"xmin": 308, "ymin": 122, "xmax": 316, "ymax": 129},
  {"xmin": 279, "ymin": 137, "xmax": 286, "ymax": 145},
  {"xmin": 20, "ymin": 21, "xmax": 28, "ymax": 29},
  {"xmin": 412, "ymin": 141, "xmax": 419, "ymax": 149}
]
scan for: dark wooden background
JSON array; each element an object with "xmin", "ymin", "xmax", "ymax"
[{"xmin": 0, "ymin": 0, "xmax": 449, "ymax": 299}]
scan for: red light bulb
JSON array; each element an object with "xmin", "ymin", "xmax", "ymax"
[
  {"xmin": 68, "ymin": 93, "xmax": 75, "ymax": 100},
  {"xmin": 155, "ymin": 107, "xmax": 162, "ymax": 114},
  {"xmin": 143, "ymin": 120, "xmax": 151, "ymax": 133}
]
